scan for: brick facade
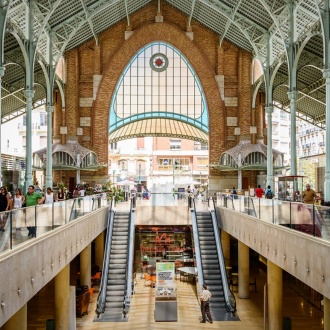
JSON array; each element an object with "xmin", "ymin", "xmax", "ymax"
[{"xmin": 61, "ymin": 2, "xmax": 260, "ymax": 185}]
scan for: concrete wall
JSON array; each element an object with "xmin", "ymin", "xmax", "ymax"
[
  {"xmin": 0, "ymin": 207, "xmax": 109, "ymax": 327},
  {"xmin": 217, "ymin": 207, "xmax": 330, "ymax": 299}
]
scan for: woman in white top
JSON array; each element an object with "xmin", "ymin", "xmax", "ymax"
[
  {"xmin": 44, "ymin": 187, "xmax": 55, "ymax": 204},
  {"xmin": 13, "ymin": 188, "xmax": 25, "ymax": 231}
]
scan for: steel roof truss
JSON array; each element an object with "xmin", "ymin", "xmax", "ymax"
[{"xmin": 79, "ymin": 0, "xmax": 98, "ymax": 45}]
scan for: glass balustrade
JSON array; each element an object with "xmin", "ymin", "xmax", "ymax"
[
  {"xmin": 217, "ymin": 193, "xmax": 330, "ymax": 241},
  {"xmin": 0, "ymin": 194, "xmax": 110, "ymax": 254}
]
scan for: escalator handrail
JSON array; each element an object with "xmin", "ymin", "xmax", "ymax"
[
  {"xmin": 249, "ymin": 197, "xmax": 257, "ymax": 217},
  {"xmin": 191, "ymin": 197, "xmax": 204, "ymax": 291},
  {"xmin": 124, "ymin": 196, "xmax": 136, "ymax": 314},
  {"xmin": 210, "ymin": 206, "xmax": 237, "ymax": 313},
  {"xmin": 69, "ymin": 198, "xmax": 77, "ymax": 221},
  {"xmin": 96, "ymin": 197, "xmax": 115, "ymax": 316}
]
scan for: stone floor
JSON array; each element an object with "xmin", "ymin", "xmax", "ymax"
[{"xmin": 76, "ymin": 268, "xmax": 324, "ymax": 330}]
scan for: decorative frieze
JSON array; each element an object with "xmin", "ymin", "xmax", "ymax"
[
  {"xmin": 93, "ymin": 75, "xmax": 103, "ymax": 100},
  {"xmin": 125, "ymin": 30, "xmax": 134, "ymax": 40},
  {"xmin": 227, "ymin": 117, "xmax": 238, "ymax": 126},
  {"xmin": 186, "ymin": 32, "xmax": 194, "ymax": 40},
  {"xmin": 250, "ymin": 126, "xmax": 257, "ymax": 134},
  {"xmin": 155, "ymin": 14, "xmax": 163, "ymax": 23},
  {"xmin": 80, "ymin": 117, "xmax": 91, "ymax": 127},
  {"xmin": 215, "ymin": 75, "xmax": 224, "ymax": 100},
  {"xmin": 79, "ymin": 98, "xmax": 93, "ymax": 107},
  {"xmin": 224, "ymin": 97, "xmax": 238, "ymax": 107}
]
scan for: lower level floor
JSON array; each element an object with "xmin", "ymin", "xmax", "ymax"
[{"xmin": 74, "ymin": 260, "xmax": 323, "ymax": 330}]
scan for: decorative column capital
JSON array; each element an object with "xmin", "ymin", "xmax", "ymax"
[
  {"xmin": 323, "ymin": 68, "xmax": 330, "ymax": 80},
  {"xmin": 46, "ymin": 105, "xmax": 54, "ymax": 113},
  {"xmin": 0, "ymin": 66, "xmax": 5, "ymax": 77},
  {"xmin": 265, "ymin": 106, "xmax": 273, "ymax": 115},
  {"xmin": 24, "ymin": 89, "xmax": 35, "ymax": 99},
  {"xmin": 287, "ymin": 90, "xmax": 298, "ymax": 100}
]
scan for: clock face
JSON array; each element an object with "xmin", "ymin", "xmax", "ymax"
[{"xmin": 149, "ymin": 53, "xmax": 169, "ymax": 72}]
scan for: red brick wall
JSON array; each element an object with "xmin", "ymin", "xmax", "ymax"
[{"xmin": 62, "ymin": 2, "xmax": 255, "ymax": 182}]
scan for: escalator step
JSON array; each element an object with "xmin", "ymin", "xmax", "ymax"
[{"xmin": 107, "ymin": 290, "xmax": 125, "ymax": 297}]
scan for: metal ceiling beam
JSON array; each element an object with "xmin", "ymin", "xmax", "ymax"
[
  {"xmin": 79, "ymin": 0, "xmax": 98, "ymax": 45},
  {"xmin": 219, "ymin": 0, "xmax": 242, "ymax": 46},
  {"xmin": 198, "ymin": 0, "xmax": 283, "ymax": 63},
  {"xmin": 188, "ymin": 0, "xmax": 196, "ymax": 27},
  {"xmin": 124, "ymin": 0, "xmax": 130, "ymax": 27},
  {"xmin": 52, "ymin": 0, "xmax": 121, "ymax": 55}
]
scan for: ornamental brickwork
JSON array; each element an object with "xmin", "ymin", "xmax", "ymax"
[{"xmin": 61, "ymin": 2, "xmax": 263, "ymax": 185}]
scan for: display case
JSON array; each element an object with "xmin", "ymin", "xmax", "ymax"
[
  {"xmin": 154, "ymin": 286, "xmax": 177, "ymax": 322},
  {"xmin": 275, "ymin": 176, "xmax": 304, "ymax": 202}
]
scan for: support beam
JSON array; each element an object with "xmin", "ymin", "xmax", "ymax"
[
  {"xmin": 287, "ymin": 1, "xmax": 298, "ymax": 177},
  {"xmin": 324, "ymin": 296, "xmax": 330, "ymax": 330},
  {"xmin": 238, "ymin": 241, "xmax": 249, "ymax": 299},
  {"xmin": 80, "ymin": 244, "xmax": 91, "ymax": 288},
  {"xmin": 55, "ymin": 264, "xmax": 70, "ymax": 329},
  {"xmin": 267, "ymin": 259, "xmax": 283, "ymax": 330},
  {"xmin": 322, "ymin": 0, "xmax": 330, "ymax": 203},
  {"xmin": 0, "ymin": 67, "xmax": 4, "ymax": 187},
  {"xmin": 266, "ymin": 106, "xmax": 274, "ymax": 188},
  {"xmin": 324, "ymin": 69, "xmax": 330, "ymax": 202},
  {"xmin": 288, "ymin": 91, "xmax": 298, "ymax": 175},
  {"xmin": 3, "ymin": 304, "xmax": 27, "ymax": 330}
]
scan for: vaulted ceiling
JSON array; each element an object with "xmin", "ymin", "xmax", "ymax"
[{"xmin": 1, "ymin": 0, "xmax": 327, "ymax": 128}]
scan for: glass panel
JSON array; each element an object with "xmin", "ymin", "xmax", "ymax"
[{"xmin": 110, "ymin": 42, "xmax": 208, "ymax": 131}]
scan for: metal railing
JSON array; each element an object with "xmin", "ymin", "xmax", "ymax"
[
  {"xmin": 96, "ymin": 198, "xmax": 115, "ymax": 316},
  {"xmin": 124, "ymin": 196, "xmax": 136, "ymax": 315},
  {"xmin": 217, "ymin": 194, "xmax": 330, "ymax": 241},
  {"xmin": 208, "ymin": 197, "xmax": 236, "ymax": 313},
  {"xmin": 0, "ymin": 193, "xmax": 109, "ymax": 254},
  {"xmin": 192, "ymin": 197, "xmax": 236, "ymax": 313}
]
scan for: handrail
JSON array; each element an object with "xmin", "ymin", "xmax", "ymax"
[
  {"xmin": 124, "ymin": 196, "xmax": 136, "ymax": 315},
  {"xmin": 96, "ymin": 197, "xmax": 115, "ymax": 316},
  {"xmin": 209, "ymin": 201, "xmax": 236, "ymax": 313},
  {"xmin": 217, "ymin": 193, "xmax": 328, "ymax": 240},
  {"xmin": 191, "ymin": 197, "xmax": 204, "ymax": 289},
  {"xmin": 0, "ymin": 193, "xmax": 108, "ymax": 254}
]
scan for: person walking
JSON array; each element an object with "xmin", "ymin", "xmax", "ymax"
[
  {"xmin": 200, "ymin": 284, "xmax": 213, "ymax": 323},
  {"xmin": 13, "ymin": 188, "xmax": 25, "ymax": 231},
  {"xmin": 254, "ymin": 185, "xmax": 264, "ymax": 198},
  {"xmin": 265, "ymin": 185, "xmax": 274, "ymax": 199},
  {"xmin": 25, "ymin": 185, "xmax": 43, "ymax": 237},
  {"xmin": 302, "ymin": 184, "xmax": 316, "ymax": 204},
  {"xmin": 0, "ymin": 186, "xmax": 10, "ymax": 232}
]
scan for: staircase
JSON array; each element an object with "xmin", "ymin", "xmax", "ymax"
[
  {"xmin": 196, "ymin": 211, "xmax": 226, "ymax": 316},
  {"xmin": 100, "ymin": 211, "xmax": 130, "ymax": 321}
]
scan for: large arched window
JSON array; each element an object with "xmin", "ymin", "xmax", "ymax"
[{"xmin": 109, "ymin": 42, "xmax": 208, "ymax": 134}]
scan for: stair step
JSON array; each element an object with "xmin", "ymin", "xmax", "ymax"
[
  {"xmin": 106, "ymin": 290, "xmax": 125, "ymax": 296},
  {"xmin": 107, "ymin": 279, "xmax": 126, "ymax": 285},
  {"xmin": 105, "ymin": 302, "xmax": 123, "ymax": 308},
  {"xmin": 107, "ymin": 284, "xmax": 125, "ymax": 291}
]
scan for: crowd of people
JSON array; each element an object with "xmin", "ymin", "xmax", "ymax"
[{"xmin": 0, "ymin": 182, "xmax": 98, "ymax": 237}]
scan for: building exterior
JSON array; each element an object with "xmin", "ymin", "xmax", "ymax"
[{"xmin": 109, "ymin": 137, "xmax": 208, "ymax": 189}]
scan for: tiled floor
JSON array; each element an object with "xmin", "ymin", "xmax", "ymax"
[{"xmin": 76, "ymin": 268, "xmax": 324, "ymax": 330}]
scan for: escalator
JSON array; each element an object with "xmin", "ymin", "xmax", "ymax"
[
  {"xmin": 191, "ymin": 199, "xmax": 237, "ymax": 321},
  {"xmin": 95, "ymin": 198, "xmax": 135, "ymax": 322}
]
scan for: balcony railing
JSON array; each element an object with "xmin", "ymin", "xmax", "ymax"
[
  {"xmin": 0, "ymin": 194, "xmax": 109, "ymax": 254},
  {"xmin": 217, "ymin": 194, "xmax": 330, "ymax": 242}
]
